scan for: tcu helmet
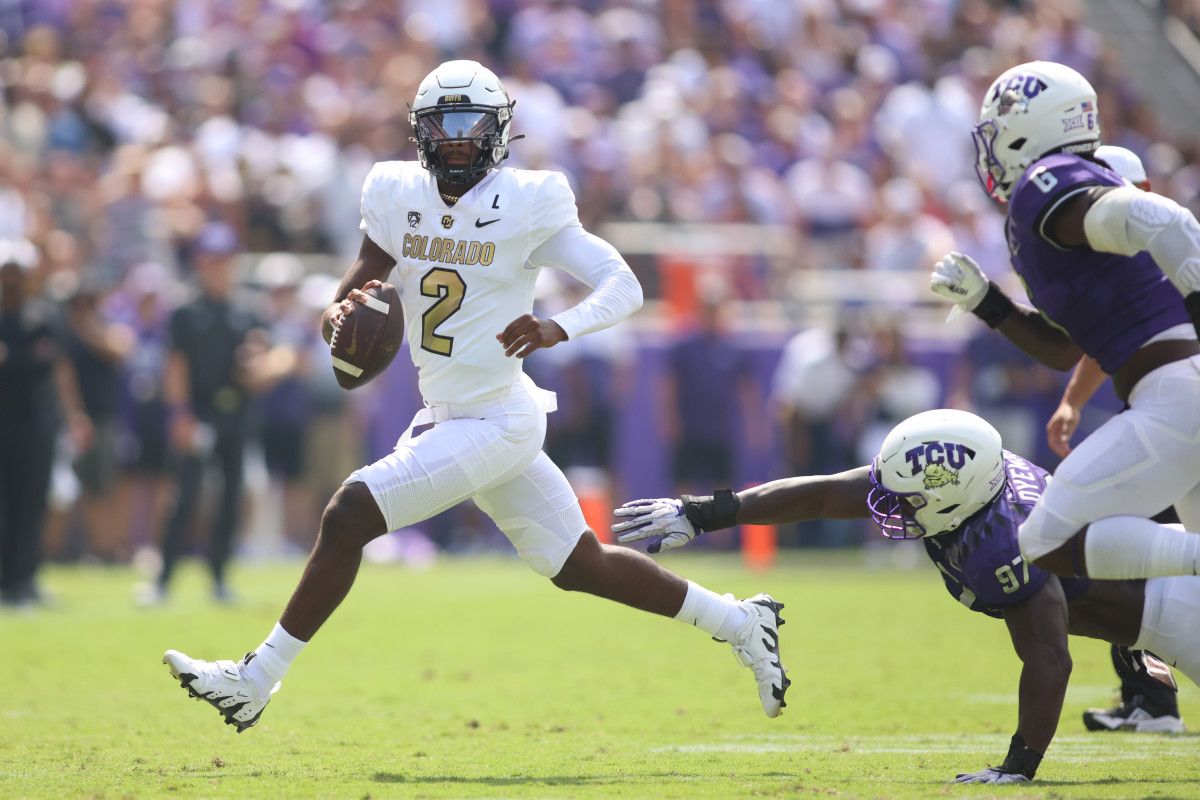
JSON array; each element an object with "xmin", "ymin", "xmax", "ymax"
[
  {"xmin": 410, "ymin": 60, "xmax": 515, "ymax": 184},
  {"xmin": 974, "ymin": 60, "xmax": 1100, "ymax": 201},
  {"xmin": 869, "ymin": 409, "xmax": 1005, "ymax": 539}
]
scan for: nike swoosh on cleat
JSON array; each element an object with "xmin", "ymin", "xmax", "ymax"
[{"xmin": 475, "ymin": 218, "xmax": 501, "ymax": 228}]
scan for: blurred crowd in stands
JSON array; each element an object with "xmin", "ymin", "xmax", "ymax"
[{"xmin": 1, "ymin": 0, "xmax": 1198, "ymax": 602}]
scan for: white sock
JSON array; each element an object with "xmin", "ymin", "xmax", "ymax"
[
  {"xmin": 1084, "ymin": 516, "xmax": 1200, "ymax": 579},
  {"xmin": 245, "ymin": 622, "xmax": 307, "ymax": 693},
  {"xmin": 675, "ymin": 581, "xmax": 749, "ymax": 642}
]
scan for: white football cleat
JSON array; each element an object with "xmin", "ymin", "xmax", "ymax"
[
  {"xmin": 1083, "ymin": 698, "xmax": 1185, "ymax": 733},
  {"xmin": 163, "ymin": 649, "xmax": 278, "ymax": 733},
  {"xmin": 729, "ymin": 593, "xmax": 790, "ymax": 718}
]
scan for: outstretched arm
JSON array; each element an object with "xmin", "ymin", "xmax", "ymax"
[
  {"xmin": 613, "ymin": 467, "xmax": 872, "ymax": 552},
  {"xmin": 736, "ymin": 467, "xmax": 874, "ymax": 525}
]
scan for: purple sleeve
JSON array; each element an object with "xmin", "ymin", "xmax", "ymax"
[{"xmin": 1008, "ymin": 153, "xmax": 1119, "ymax": 247}]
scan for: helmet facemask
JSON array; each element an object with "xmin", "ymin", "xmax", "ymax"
[
  {"xmin": 973, "ymin": 89, "xmax": 1030, "ymax": 201},
  {"xmin": 410, "ymin": 102, "xmax": 513, "ymax": 185},
  {"xmin": 868, "ymin": 461, "xmax": 929, "ymax": 540}
]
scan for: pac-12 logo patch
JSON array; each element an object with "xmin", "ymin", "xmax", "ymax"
[{"xmin": 408, "ymin": 211, "xmax": 421, "ymax": 228}]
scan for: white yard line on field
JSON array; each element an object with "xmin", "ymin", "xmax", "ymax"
[{"xmin": 652, "ymin": 733, "xmax": 1200, "ymax": 758}]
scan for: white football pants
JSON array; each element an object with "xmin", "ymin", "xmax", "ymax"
[
  {"xmin": 345, "ymin": 374, "xmax": 587, "ymax": 577},
  {"xmin": 1019, "ymin": 356, "xmax": 1200, "ymax": 561},
  {"xmin": 1135, "ymin": 575, "xmax": 1200, "ymax": 688}
]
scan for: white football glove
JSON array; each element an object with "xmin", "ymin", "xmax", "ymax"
[
  {"xmin": 612, "ymin": 498, "xmax": 699, "ymax": 553},
  {"xmin": 953, "ymin": 767, "xmax": 1032, "ymax": 785},
  {"xmin": 931, "ymin": 251, "xmax": 988, "ymax": 320}
]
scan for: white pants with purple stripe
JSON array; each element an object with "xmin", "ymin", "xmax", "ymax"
[{"xmin": 344, "ymin": 374, "xmax": 586, "ymax": 577}]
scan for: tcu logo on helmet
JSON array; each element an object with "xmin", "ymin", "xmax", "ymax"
[
  {"xmin": 905, "ymin": 442, "xmax": 977, "ymax": 477},
  {"xmin": 989, "ymin": 74, "xmax": 1048, "ymax": 103}
]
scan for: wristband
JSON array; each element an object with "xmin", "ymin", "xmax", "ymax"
[
  {"xmin": 681, "ymin": 489, "xmax": 740, "ymax": 532},
  {"xmin": 998, "ymin": 732, "xmax": 1043, "ymax": 779},
  {"xmin": 972, "ymin": 281, "xmax": 1016, "ymax": 328}
]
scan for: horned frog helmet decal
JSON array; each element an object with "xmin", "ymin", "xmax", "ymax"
[{"xmin": 921, "ymin": 463, "xmax": 960, "ymax": 490}]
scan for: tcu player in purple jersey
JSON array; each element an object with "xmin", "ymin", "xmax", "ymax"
[
  {"xmin": 929, "ymin": 61, "xmax": 1200, "ymax": 586},
  {"xmin": 614, "ymin": 409, "xmax": 1200, "ymax": 784},
  {"xmin": 1042, "ymin": 145, "xmax": 1183, "ymax": 734}
]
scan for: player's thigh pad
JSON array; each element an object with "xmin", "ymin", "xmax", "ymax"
[
  {"xmin": 345, "ymin": 398, "xmax": 546, "ymax": 532},
  {"xmin": 1019, "ymin": 358, "xmax": 1200, "ymax": 561},
  {"xmin": 473, "ymin": 452, "xmax": 586, "ymax": 578},
  {"xmin": 1134, "ymin": 575, "xmax": 1200, "ymax": 688}
]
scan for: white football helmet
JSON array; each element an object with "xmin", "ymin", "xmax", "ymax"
[
  {"xmin": 1095, "ymin": 144, "xmax": 1149, "ymax": 189},
  {"xmin": 869, "ymin": 409, "xmax": 1005, "ymax": 539},
  {"xmin": 409, "ymin": 60, "xmax": 515, "ymax": 184},
  {"xmin": 973, "ymin": 60, "xmax": 1100, "ymax": 201}
]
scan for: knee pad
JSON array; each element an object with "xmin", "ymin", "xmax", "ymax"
[{"xmin": 494, "ymin": 509, "xmax": 586, "ymax": 578}]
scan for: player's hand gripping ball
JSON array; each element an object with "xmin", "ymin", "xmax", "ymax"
[{"xmin": 329, "ymin": 281, "xmax": 404, "ymax": 389}]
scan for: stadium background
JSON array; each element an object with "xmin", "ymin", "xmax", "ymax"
[
  {"xmin": 3, "ymin": 0, "xmax": 1200, "ymax": 570},
  {"xmin": 7, "ymin": 2, "xmax": 1200, "ymax": 799}
]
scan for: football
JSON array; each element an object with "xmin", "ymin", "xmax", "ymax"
[{"xmin": 329, "ymin": 283, "xmax": 404, "ymax": 389}]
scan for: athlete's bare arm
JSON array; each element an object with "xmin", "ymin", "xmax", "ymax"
[
  {"xmin": 993, "ymin": 306, "xmax": 1084, "ymax": 371},
  {"xmin": 1046, "ymin": 355, "xmax": 1107, "ymax": 457},
  {"xmin": 320, "ymin": 234, "xmax": 397, "ymax": 344},
  {"xmin": 1002, "ymin": 576, "xmax": 1072, "ymax": 755},
  {"xmin": 735, "ymin": 467, "xmax": 873, "ymax": 525}
]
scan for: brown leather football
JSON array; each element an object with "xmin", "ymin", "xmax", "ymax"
[{"xmin": 329, "ymin": 283, "xmax": 404, "ymax": 389}]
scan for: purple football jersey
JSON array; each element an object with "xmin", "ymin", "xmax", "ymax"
[
  {"xmin": 923, "ymin": 451, "xmax": 1089, "ymax": 618},
  {"xmin": 1006, "ymin": 153, "xmax": 1189, "ymax": 374}
]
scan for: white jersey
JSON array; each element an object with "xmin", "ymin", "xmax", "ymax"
[{"xmin": 360, "ymin": 161, "xmax": 579, "ymax": 404}]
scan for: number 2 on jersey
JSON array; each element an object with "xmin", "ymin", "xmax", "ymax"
[{"xmin": 420, "ymin": 268, "xmax": 466, "ymax": 356}]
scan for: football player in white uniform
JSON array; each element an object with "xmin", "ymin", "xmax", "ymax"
[{"xmin": 162, "ymin": 61, "xmax": 789, "ymax": 732}]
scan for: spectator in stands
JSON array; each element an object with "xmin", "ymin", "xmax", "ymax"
[
  {"xmin": 771, "ymin": 322, "xmax": 867, "ymax": 546},
  {"xmin": 855, "ymin": 320, "xmax": 940, "ymax": 465},
  {"xmin": 64, "ymin": 281, "xmax": 133, "ymax": 562},
  {"xmin": 111, "ymin": 262, "xmax": 174, "ymax": 557},
  {"xmin": 254, "ymin": 254, "xmax": 315, "ymax": 552}
]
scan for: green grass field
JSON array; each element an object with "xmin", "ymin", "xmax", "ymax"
[{"xmin": 2, "ymin": 552, "xmax": 1198, "ymax": 799}]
